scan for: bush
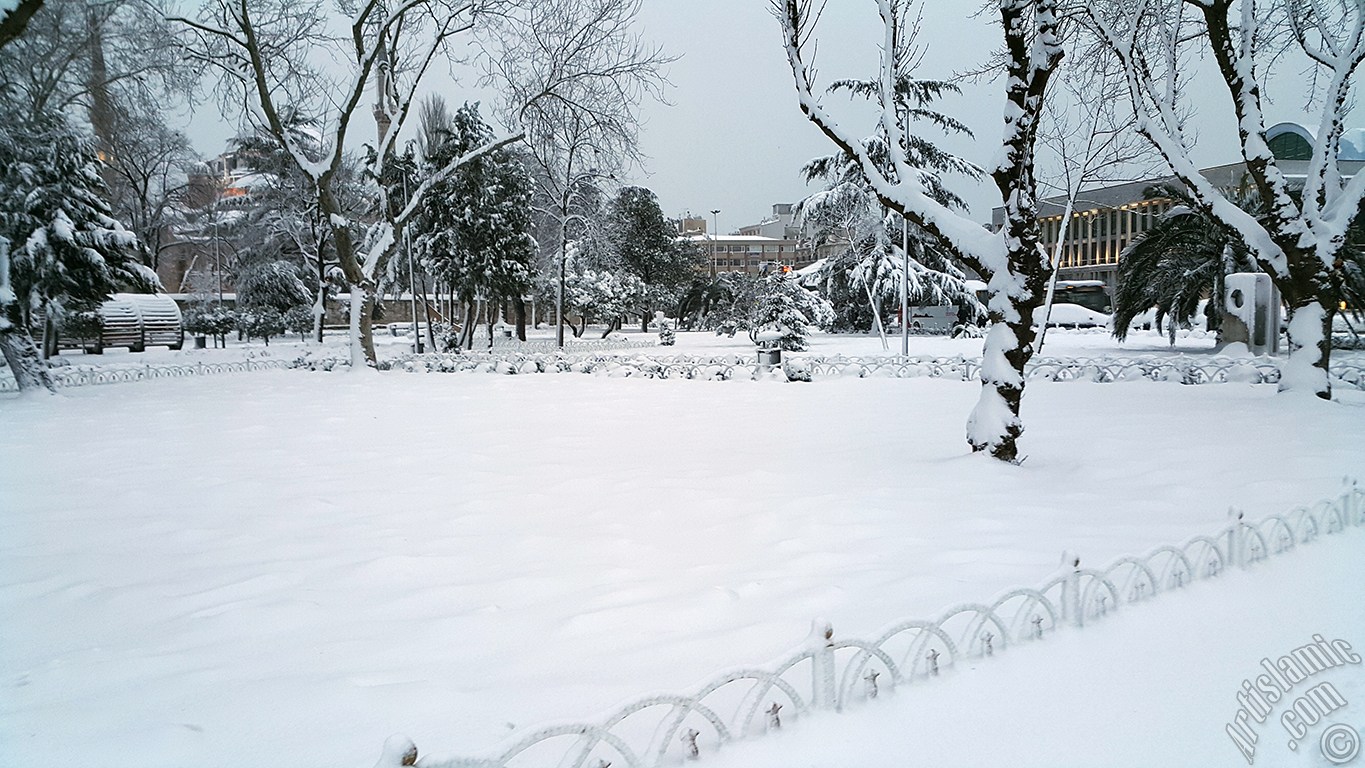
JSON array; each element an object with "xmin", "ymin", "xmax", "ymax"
[
  {"xmin": 237, "ymin": 308, "xmax": 285, "ymax": 345},
  {"xmin": 282, "ymin": 305, "xmax": 315, "ymax": 339},
  {"xmin": 61, "ymin": 310, "xmax": 102, "ymax": 342},
  {"xmin": 184, "ymin": 306, "xmax": 238, "ymax": 339}
]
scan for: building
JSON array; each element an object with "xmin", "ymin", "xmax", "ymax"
[
  {"xmin": 738, "ymin": 203, "xmax": 803, "ymax": 239},
  {"xmin": 994, "ymin": 122, "xmax": 1365, "ymax": 297},
  {"xmin": 689, "ymin": 233, "xmax": 816, "ymax": 276},
  {"xmin": 682, "ymin": 203, "xmax": 819, "ymax": 276}
]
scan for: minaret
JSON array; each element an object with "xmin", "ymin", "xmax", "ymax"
[{"xmin": 373, "ymin": 43, "xmax": 392, "ymax": 148}]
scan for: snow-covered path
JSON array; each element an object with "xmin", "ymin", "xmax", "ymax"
[{"xmin": 2, "ymin": 372, "xmax": 1361, "ymax": 767}]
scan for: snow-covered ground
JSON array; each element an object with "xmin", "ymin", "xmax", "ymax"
[
  {"xmin": 2, "ymin": 364, "xmax": 1361, "ymax": 767},
  {"xmin": 32, "ymin": 323, "xmax": 1291, "ymax": 372}
]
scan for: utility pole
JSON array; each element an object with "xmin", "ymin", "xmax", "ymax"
[{"xmin": 710, "ymin": 209, "xmax": 720, "ymax": 276}]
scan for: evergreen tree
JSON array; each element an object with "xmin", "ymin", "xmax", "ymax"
[
  {"xmin": 412, "ymin": 102, "xmax": 536, "ymax": 346},
  {"xmin": 605, "ymin": 186, "xmax": 702, "ymax": 330},
  {"xmin": 0, "ymin": 110, "xmax": 154, "ymax": 379},
  {"xmin": 750, "ymin": 272, "xmax": 834, "ymax": 351},
  {"xmin": 796, "ymin": 71, "xmax": 982, "ymax": 333}
]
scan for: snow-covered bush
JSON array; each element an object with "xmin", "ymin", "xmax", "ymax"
[
  {"xmin": 282, "ymin": 305, "xmax": 314, "ymax": 340},
  {"xmin": 749, "ymin": 273, "xmax": 834, "ymax": 352},
  {"xmin": 237, "ymin": 308, "xmax": 285, "ymax": 345},
  {"xmin": 652, "ymin": 311, "xmax": 676, "ymax": 346},
  {"xmin": 951, "ymin": 323, "xmax": 984, "ymax": 339},
  {"xmin": 184, "ymin": 306, "xmax": 238, "ymax": 341},
  {"xmin": 783, "ymin": 357, "xmax": 813, "ymax": 382}
]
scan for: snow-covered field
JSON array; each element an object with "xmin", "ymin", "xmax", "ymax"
[
  {"xmin": 2, "ymin": 338, "xmax": 1362, "ymax": 768},
  {"xmin": 36, "ymin": 324, "xmax": 1239, "ymax": 370}
]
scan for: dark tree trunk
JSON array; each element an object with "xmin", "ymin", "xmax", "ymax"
[
  {"xmin": 0, "ymin": 327, "xmax": 56, "ymax": 393},
  {"xmin": 513, "ymin": 296, "xmax": 527, "ymax": 341},
  {"xmin": 460, "ymin": 302, "xmax": 476, "ymax": 350},
  {"xmin": 41, "ymin": 313, "xmax": 58, "ymax": 359}
]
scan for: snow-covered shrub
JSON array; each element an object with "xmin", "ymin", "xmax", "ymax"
[
  {"xmin": 749, "ymin": 273, "xmax": 834, "ymax": 352},
  {"xmin": 184, "ymin": 306, "xmax": 238, "ymax": 340},
  {"xmin": 951, "ymin": 323, "xmax": 984, "ymax": 339},
  {"xmin": 653, "ymin": 311, "xmax": 676, "ymax": 346},
  {"xmin": 783, "ymin": 357, "xmax": 813, "ymax": 382},
  {"xmin": 60, "ymin": 310, "xmax": 102, "ymax": 346},
  {"xmin": 282, "ymin": 305, "xmax": 314, "ymax": 340},
  {"xmin": 237, "ymin": 308, "xmax": 285, "ymax": 345}
]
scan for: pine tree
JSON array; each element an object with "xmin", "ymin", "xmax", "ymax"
[
  {"xmin": 412, "ymin": 103, "xmax": 536, "ymax": 347},
  {"xmin": 606, "ymin": 186, "xmax": 702, "ymax": 330},
  {"xmin": 750, "ymin": 273, "xmax": 834, "ymax": 351},
  {"xmin": 0, "ymin": 110, "xmax": 154, "ymax": 384},
  {"xmin": 797, "ymin": 71, "xmax": 982, "ymax": 333}
]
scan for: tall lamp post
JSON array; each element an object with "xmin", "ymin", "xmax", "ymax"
[
  {"xmin": 709, "ymin": 209, "xmax": 720, "ymax": 276},
  {"xmin": 402, "ymin": 171, "xmax": 423, "ymax": 353},
  {"xmin": 901, "ymin": 216, "xmax": 909, "ymax": 357}
]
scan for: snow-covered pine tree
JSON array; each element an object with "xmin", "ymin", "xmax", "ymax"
[
  {"xmin": 795, "ymin": 37, "xmax": 984, "ymax": 336},
  {"xmin": 0, "ymin": 110, "xmax": 155, "ymax": 387},
  {"xmin": 750, "ymin": 272, "xmax": 834, "ymax": 351},
  {"xmin": 412, "ymin": 103, "xmax": 536, "ymax": 349}
]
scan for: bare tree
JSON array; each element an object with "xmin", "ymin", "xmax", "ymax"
[
  {"xmin": 1083, "ymin": 0, "xmax": 1365, "ymax": 398},
  {"xmin": 174, "ymin": 0, "xmax": 668, "ymax": 366},
  {"xmin": 1034, "ymin": 51, "xmax": 1157, "ymax": 351},
  {"xmin": 488, "ymin": 0, "xmax": 672, "ymax": 347},
  {"xmin": 101, "ymin": 109, "xmax": 200, "ymax": 271},
  {"xmin": 775, "ymin": 0, "xmax": 1064, "ymax": 463}
]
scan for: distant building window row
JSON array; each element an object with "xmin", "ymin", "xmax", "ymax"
[{"xmin": 1039, "ymin": 199, "xmax": 1172, "ymax": 270}]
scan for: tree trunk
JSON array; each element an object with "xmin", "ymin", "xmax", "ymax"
[
  {"xmin": 1281, "ymin": 297, "xmax": 1334, "ymax": 399},
  {"xmin": 346, "ymin": 284, "xmax": 378, "ymax": 369},
  {"xmin": 419, "ymin": 273, "xmax": 437, "ymax": 352},
  {"xmin": 0, "ymin": 328, "xmax": 56, "ymax": 393},
  {"xmin": 963, "ymin": 0, "xmax": 1061, "ymax": 463},
  {"xmin": 0, "ymin": 239, "xmax": 56, "ymax": 393},
  {"xmin": 41, "ymin": 312, "xmax": 59, "ymax": 359},
  {"xmin": 513, "ymin": 296, "xmax": 527, "ymax": 341},
  {"xmin": 461, "ymin": 302, "xmax": 476, "ymax": 350},
  {"xmin": 641, "ymin": 312, "xmax": 649, "ymax": 333},
  {"xmin": 314, "ymin": 284, "xmax": 327, "ymax": 344},
  {"xmin": 486, "ymin": 301, "xmax": 495, "ymax": 349}
]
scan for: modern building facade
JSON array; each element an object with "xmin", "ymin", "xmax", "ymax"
[{"xmin": 995, "ymin": 122, "xmax": 1365, "ymax": 297}]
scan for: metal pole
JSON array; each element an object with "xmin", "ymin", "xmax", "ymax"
[
  {"xmin": 403, "ymin": 173, "xmax": 422, "ymax": 353},
  {"xmin": 556, "ymin": 218, "xmax": 566, "ymax": 348},
  {"xmin": 710, "ymin": 209, "xmax": 720, "ymax": 276},
  {"xmin": 901, "ymin": 216, "xmax": 909, "ymax": 357}
]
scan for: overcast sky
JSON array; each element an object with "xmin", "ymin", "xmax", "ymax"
[{"xmin": 184, "ymin": 1, "xmax": 1340, "ymax": 234}]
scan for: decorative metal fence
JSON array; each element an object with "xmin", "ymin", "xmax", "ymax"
[
  {"xmin": 0, "ymin": 358, "xmax": 292, "ymax": 392},
  {"xmin": 377, "ymin": 352, "xmax": 1365, "ymax": 390},
  {"xmin": 392, "ymin": 482, "xmax": 1364, "ymax": 768}
]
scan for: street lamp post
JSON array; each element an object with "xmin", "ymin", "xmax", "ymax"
[
  {"xmin": 901, "ymin": 216, "xmax": 909, "ymax": 357},
  {"xmin": 709, "ymin": 209, "xmax": 720, "ymax": 276},
  {"xmin": 402, "ymin": 172, "xmax": 423, "ymax": 354}
]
